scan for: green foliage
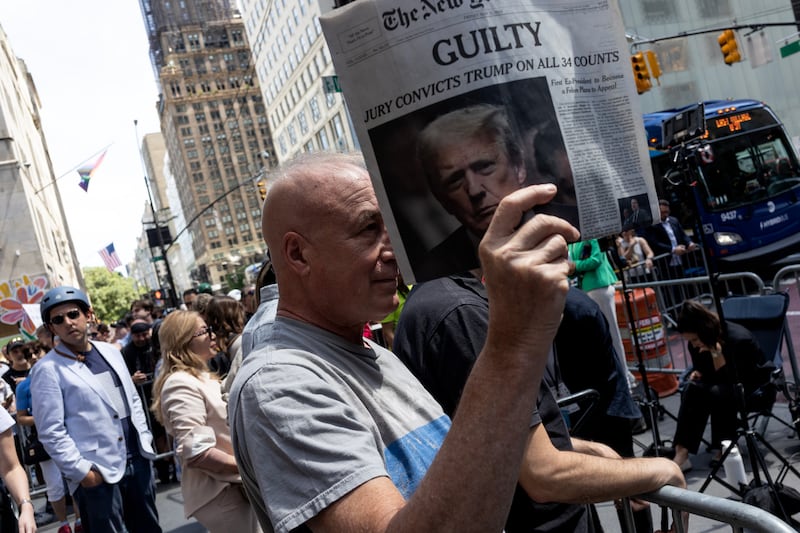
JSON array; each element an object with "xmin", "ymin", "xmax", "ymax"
[
  {"xmin": 82, "ymin": 267, "xmax": 138, "ymax": 323},
  {"xmin": 223, "ymin": 264, "xmax": 246, "ymax": 292}
]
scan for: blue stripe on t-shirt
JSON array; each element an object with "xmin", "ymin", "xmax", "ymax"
[{"xmin": 384, "ymin": 415, "xmax": 451, "ymax": 497}]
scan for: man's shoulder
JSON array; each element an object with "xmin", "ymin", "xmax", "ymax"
[{"xmin": 407, "ymin": 274, "xmax": 486, "ymax": 311}]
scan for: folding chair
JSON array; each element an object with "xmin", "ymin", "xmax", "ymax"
[
  {"xmin": 720, "ymin": 292, "xmax": 797, "ymax": 436},
  {"xmin": 556, "ymin": 388, "xmax": 600, "ymax": 435}
]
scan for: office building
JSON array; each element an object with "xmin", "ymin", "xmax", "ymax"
[
  {"xmin": 139, "ymin": 0, "xmax": 274, "ymax": 289},
  {"xmin": 239, "ymin": 0, "xmax": 358, "ymax": 165},
  {"xmin": 0, "ymin": 25, "xmax": 82, "ymax": 340}
]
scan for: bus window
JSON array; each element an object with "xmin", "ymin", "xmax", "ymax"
[{"xmin": 697, "ymin": 128, "xmax": 800, "ymax": 210}]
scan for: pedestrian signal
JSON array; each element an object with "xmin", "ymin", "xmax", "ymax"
[{"xmin": 718, "ymin": 29, "xmax": 742, "ymax": 65}]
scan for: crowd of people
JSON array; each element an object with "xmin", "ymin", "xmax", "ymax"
[{"xmin": 0, "ymin": 144, "xmax": 773, "ymax": 533}]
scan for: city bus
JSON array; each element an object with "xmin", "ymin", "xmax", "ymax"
[{"xmin": 643, "ymin": 99, "xmax": 800, "ymax": 272}]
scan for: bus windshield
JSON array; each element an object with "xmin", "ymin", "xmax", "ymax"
[{"xmin": 697, "ymin": 127, "xmax": 800, "ymax": 211}]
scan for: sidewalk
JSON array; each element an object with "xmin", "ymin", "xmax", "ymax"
[{"xmin": 35, "ymin": 481, "xmax": 204, "ymax": 533}]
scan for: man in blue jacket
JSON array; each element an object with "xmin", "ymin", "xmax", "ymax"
[{"xmin": 31, "ymin": 286, "xmax": 161, "ymax": 533}]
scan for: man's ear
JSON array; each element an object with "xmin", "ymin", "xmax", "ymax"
[
  {"xmin": 516, "ymin": 162, "xmax": 527, "ymax": 186},
  {"xmin": 283, "ymin": 231, "xmax": 311, "ymax": 276}
]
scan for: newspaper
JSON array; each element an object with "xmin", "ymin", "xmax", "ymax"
[{"xmin": 321, "ymin": 0, "xmax": 659, "ymax": 282}]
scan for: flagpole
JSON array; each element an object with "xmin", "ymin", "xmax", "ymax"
[
  {"xmin": 32, "ymin": 144, "xmax": 112, "ymax": 196},
  {"xmin": 134, "ymin": 119, "xmax": 179, "ymax": 308}
]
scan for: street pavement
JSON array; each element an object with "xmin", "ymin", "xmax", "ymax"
[{"xmin": 34, "ymin": 481, "xmax": 204, "ymax": 533}]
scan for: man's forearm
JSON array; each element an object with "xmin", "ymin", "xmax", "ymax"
[{"xmin": 521, "ymin": 428, "xmax": 684, "ymax": 505}]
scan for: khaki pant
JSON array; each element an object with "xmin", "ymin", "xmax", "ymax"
[{"xmin": 192, "ymin": 483, "xmax": 262, "ymax": 533}]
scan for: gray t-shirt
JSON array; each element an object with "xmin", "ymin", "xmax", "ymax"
[{"xmin": 229, "ymin": 317, "xmax": 450, "ymax": 533}]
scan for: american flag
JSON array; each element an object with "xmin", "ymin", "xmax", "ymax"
[{"xmin": 98, "ymin": 243, "xmax": 122, "ymax": 272}]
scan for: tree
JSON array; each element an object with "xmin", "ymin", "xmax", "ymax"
[{"xmin": 82, "ymin": 267, "xmax": 138, "ymax": 323}]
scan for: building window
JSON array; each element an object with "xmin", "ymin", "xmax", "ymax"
[
  {"xmin": 297, "ymin": 110, "xmax": 308, "ymax": 134},
  {"xmin": 332, "ymin": 114, "xmax": 346, "ymax": 150},
  {"xmin": 641, "ymin": 0, "xmax": 678, "ymax": 23},
  {"xmin": 309, "ymin": 96, "xmax": 321, "ymax": 122},
  {"xmin": 697, "ymin": 0, "xmax": 731, "ymax": 18},
  {"xmin": 316, "ymin": 128, "xmax": 330, "ymax": 150}
]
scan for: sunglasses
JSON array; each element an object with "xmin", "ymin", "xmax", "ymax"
[
  {"xmin": 192, "ymin": 325, "xmax": 214, "ymax": 338},
  {"xmin": 49, "ymin": 309, "xmax": 82, "ymax": 325}
]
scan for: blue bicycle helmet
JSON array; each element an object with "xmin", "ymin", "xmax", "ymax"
[{"xmin": 40, "ymin": 286, "xmax": 90, "ymax": 323}]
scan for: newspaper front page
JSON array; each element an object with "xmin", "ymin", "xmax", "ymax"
[{"xmin": 321, "ymin": 0, "xmax": 658, "ymax": 282}]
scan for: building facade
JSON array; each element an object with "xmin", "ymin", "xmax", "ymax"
[
  {"xmin": 139, "ymin": 0, "xmax": 274, "ymax": 289},
  {"xmin": 239, "ymin": 0, "xmax": 358, "ymax": 165},
  {"xmin": 0, "ymin": 25, "xmax": 82, "ymax": 341}
]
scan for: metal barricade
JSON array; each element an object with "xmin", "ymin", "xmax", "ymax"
[
  {"xmin": 615, "ymin": 263, "xmax": 768, "ymax": 377},
  {"xmin": 635, "ymin": 485, "xmax": 796, "ymax": 533},
  {"xmin": 773, "ymin": 264, "xmax": 800, "ymax": 294},
  {"xmin": 13, "ymin": 422, "xmax": 48, "ymax": 499}
]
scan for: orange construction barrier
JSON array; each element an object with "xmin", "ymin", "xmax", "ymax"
[{"xmin": 615, "ymin": 288, "xmax": 679, "ymax": 397}]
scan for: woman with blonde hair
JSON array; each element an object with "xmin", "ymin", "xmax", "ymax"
[{"xmin": 152, "ymin": 310, "xmax": 260, "ymax": 532}]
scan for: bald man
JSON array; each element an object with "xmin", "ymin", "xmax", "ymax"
[{"xmin": 228, "ymin": 151, "xmax": 590, "ymax": 532}]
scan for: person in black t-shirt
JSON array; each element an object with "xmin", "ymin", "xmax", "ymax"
[
  {"xmin": 394, "ymin": 275, "xmax": 685, "ymax": 532},
  {"xmin": 2, "ymin": 338, "xmax": 30, "ymax": 393}
]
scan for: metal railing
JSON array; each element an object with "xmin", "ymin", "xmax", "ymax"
[
  {"xmin": 615, "ymin": 254, "xmax": 771, "ymax": 376},
  {"xmin": 632, "ymin": 485, "xmax": 796, "ymax": 533}
]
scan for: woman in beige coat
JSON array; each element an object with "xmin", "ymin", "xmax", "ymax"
[{"xmin": 152, "ymin": 310, "xmax": 260, "ymax": 532}]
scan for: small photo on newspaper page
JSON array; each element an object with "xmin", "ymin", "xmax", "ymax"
[
  {"xmin": 368, "ymin": 77, "xmax": 575, "ymax": 282},
  {"xmin": 321, "ymin": 0, "xmax": 659, "ymax": 283}
]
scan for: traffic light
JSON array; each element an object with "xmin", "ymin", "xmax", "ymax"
[
  {"xmin": 257, "ymin": 180, "xmax": 267, "ymax": 201},
  {"xmin": 630, "ymin": 52, "xmax": 652, "ymax": 94},
  {"xmin": 718, "ymin": 29, "xmax": 742, "ymax": 65},
  {"xmin": 645, "ymin": 50, "xmax": 661, "ymax": 84},
  {"xmin": 151, "ymin": 288, "xmax": 164, "ymax": 305}
]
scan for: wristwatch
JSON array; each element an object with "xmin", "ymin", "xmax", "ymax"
[{"xmin": 18, "ymin": 498, "xmax": 33, "ymax": 508}]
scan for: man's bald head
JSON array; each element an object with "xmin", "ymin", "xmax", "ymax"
[
  {"xmin": 260, "ymin": 152, "xmax": 397, "ymax": 341},
  {"xmin": 262, "ymin": 152, "xmax": 369, "ymax": 274}
]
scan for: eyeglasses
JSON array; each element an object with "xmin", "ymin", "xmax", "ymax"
[
  {"xmin": 49, "ymin": 309, "xmax": 82, "ymax": 326},
  {"xmin": 192, "ymin": 326, "xmax": 214, "ymax": 338}
]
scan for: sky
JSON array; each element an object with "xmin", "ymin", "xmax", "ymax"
[{"xmin": 1, "ymin": 2, "xmax": 164, "ymax": 271}]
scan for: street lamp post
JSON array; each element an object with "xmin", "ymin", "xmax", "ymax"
[{"xmin": 134, "ymin": 120, "xmax": 179, "ymax": 308}]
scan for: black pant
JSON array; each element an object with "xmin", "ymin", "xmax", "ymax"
[{"xmin": 674, "ymin": 380, "xmax": 738, "ymax": 453}]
